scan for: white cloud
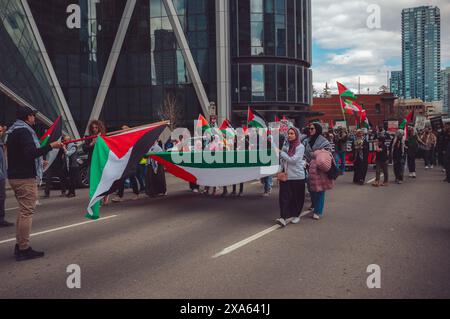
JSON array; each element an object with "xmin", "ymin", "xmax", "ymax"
[{"xmin": 312, "ymin": 0, "xmax": 450, "ymax": 94}]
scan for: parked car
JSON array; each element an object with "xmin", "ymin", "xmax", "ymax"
[{"xmin": 44, "ymin": 145, "xmax": 89, "ymax": 189}]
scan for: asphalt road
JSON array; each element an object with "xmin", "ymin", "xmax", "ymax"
[{"xmin": 0, "ymin": 165, "xmax": 449, "ymax": 299}]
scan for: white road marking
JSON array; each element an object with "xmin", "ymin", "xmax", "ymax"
[
  {"xmin": 367, "ymin": 174, "xmax": 384, "ymax": 184},
  {"xmin": 5, "ymin": 207, "xmax": 19, "ymax": 212},
  {"xmin": 0, "ymin": 215, "xmax": 118, "ymax": 245},
  {"xmin": 213, "ymin": 210, "xmax": 312, "ymax": 258}
]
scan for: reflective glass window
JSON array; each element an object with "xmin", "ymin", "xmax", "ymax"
[
  {"xmin": 277, "ymin": 64, "xmax": 286, "ymax": 101},
  {"xmin": 252, "ymin": 64, "xmax": 264, "ymax": 101}
]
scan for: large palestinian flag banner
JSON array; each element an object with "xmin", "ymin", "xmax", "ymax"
[
  {"xmin": 40, "ymin": 116, "xmax": 62, "ymax": 172},
  {"xmin": 87, "ymin": 124, "xmax": 167, "ymax": 220},
  {"xmin": 148, "ymin": 150, "xmax": 279, "ymax": 187}
]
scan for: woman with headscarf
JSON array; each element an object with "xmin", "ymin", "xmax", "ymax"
[
  {"xmin": 303, "ymin": 123, "xmax": 331, "ymax": 213},
  {"xmin": 352, "ymin": 129, "xmax": 369, "ymax": 185},
  {"xmin": 276, "ymin": 127, "xmax": 306, "ymax": 227},
  {"xmin": 406, "ymin": 127, "xmax": 418, "ymax": 178},
  {"xmin": 304, "ymin": 123, "xmax": 332, "ymax": 163},
  {"xmin": 145, "ymin": 141, "xmax": 167, "ymax": 197}
]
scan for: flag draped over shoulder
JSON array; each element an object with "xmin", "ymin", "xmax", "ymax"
[
  {"xmin": 148, "ymin": 151, "xmax": 279, "ymax": 187},
  {"xmin": 86, "ymin": 124, "xmax": 167, "ymax": 220},
  {"xmin": 40, "ymin": 116, "xmax": 62, "ymax": 172},
  {"xmin": 247, "ymin": 107, "xmax": 267, "ymax": 129}
]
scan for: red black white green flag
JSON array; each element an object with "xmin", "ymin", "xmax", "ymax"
[
  {"xmin": 247, "ymin": 107, "xmax": 267, "ymax": 129},
  {"xmin": 40, "ymin": 116, "xmax": 62, "ymax": 172},
  {"xmin": 86, "ymin": 123, "xmax": 167, "ymax": 220},
  {"xmin": 40, "ymin": 115, "xmax": 62, "ymax": 147}
]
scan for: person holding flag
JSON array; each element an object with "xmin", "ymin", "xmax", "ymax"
[{"xmin": 5, "ymin": 107, "xmax": 63, "ymax": 261}]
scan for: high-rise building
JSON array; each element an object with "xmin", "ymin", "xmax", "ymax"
[
  {"xmin": 390, "ymin": 71, "xmax": 403, "ymax": 97},
  {"xmin": 0, "ymin": 0, "xmax": 313, "ymax": 137},
  {"xmin": 402, "ymin": 6, "xmax": 441, "ymax": 103},
  {"xmin": 442, "ymin": 68, "xmax": 450, "ymax": 116}
]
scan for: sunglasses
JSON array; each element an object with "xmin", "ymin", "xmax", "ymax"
[{"xmin": 309, "ymin": 127, "xmax": 316, "ymax": 130}]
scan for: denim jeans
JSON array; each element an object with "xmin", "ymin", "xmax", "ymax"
[
  {"xmin": 310, "ymin": 191, "xmax": 325, "ymax": 216},
  {"xmin": 262, "ymin": 176, "xmax": 273, "ymax": 193},
  {"xmin": 334, "ymin": 151, "xmax": 346, "ymax": 174}
]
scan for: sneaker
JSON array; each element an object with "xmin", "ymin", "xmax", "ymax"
[
  {"xmin": 0, "ymin": 220, "xmax": 14, "ymax": 228},
  {"xmin": 425, "ymin": 166, "xmax": 429, "ymax": 169},
  {"xmin": 66, "ymin": 193, "xmax": 76, "ymax": 198},
  {"xmin": 262, "ymin": 192, "xmax": 270, "ymax": 197},
  {"xmin": 398, "ymin": 181, "xmax": 403, "ymax": 185},
  {"xmin": 312, "ymin": 214, "xmax": 321, "ymax": 220},
  {"xmin": 412, "ymin": 173, "xmax": 417, "ymax": 178},
  {"xmin": 112, "ymin": 196, "xmax": 123, "ymax": 203},
  {"xmin": 16, "ymin": 247, "xmax": 45, "ymax": 262},
  {"xmin": 291, "ymin": 217, "xmax": 301, "ymax": 224},
  {"xmin": 192, "ymin": 188, "xmax": 199, "ymax": 193},
  {"xmin": 132, "ymin": 194, "xmax": 140, "ymax": 201},
  {"xmin": 276, "ymin": 218, "xmax": 287, "ymax": 227},
  {"xmin": 430, "ymin": 165, "xmax": 434, "ymax": 169},
  {"xmin": 372, "ymin": 182, "xmax": 380, "ymax": 187}
]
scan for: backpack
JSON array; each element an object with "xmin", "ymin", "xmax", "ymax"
[{"xmin": 327, "ymin": 157, "xmax": 340, "ymax": 180}]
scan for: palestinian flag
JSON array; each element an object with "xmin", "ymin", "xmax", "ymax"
[
  {"xmin": 40, "ymin": 115, "xmax": 62, "ymax": 147},
  {"xmin": 337, "ymin": 82, "xmax": 357, "ymax": 100},
  {"xmin": 341, "ymin": 99, "xmax": 362, "ymax": 115},
  {"xmin": 148, "ymin": 150, "xmax": 279, "ymax": 187},
  {"xmin": 219, "ymin": 119, "xmax": 235, "ymax": 137},
  {"xmin": 87, "ymin": 123, "xmax": 167, "ymax": 220},
  {"xmin": 197, "ymin": 114, "xmax": 211, "ymax": 132},
  {"xmin": 399, "ymin": 111, "xmax": 414, "ymax": 141},
  {"xmin": 275, "ymin": 116, "xmax": 280, "ymax": 123},
  {"xmin": 40, "ymin": 116, "xmax": 62, "ymax": 172},
  {"xmin": 247, "ymin": 107, "xmax": 267, "ymax": 129}
]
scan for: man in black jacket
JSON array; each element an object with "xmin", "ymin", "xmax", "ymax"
[{"xmin": 6, "ymin": 107, "xmax": 62, "ymax": 261}]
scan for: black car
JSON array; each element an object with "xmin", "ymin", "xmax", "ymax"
[{"xmin": 44, "ymin": 145, "xmax": 90, "ymax": 189}]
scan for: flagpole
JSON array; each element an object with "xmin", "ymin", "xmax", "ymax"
[
  {"xmin": 339, "ymin": 96, "xmax": 348, "ymax": 130},
  {"xmin": 62, "ymin": 120, "xmax": 170, "ymax": 145}
]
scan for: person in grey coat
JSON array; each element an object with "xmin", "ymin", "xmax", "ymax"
[{"xmin": 0, "ymin": 140, "xmax": 14, "ymax": 227}]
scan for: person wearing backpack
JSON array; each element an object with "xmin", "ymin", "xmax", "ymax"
[{"xmin": 308, "ymin": 149, "xmax": 334, "ymax": 220}]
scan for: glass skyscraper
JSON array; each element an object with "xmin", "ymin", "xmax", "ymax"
[
  {"xmin": 390, "ymin": 71, "xmax": 403, "ymax": 98},
  {"xmin": 442, "ymin": 68, "xmax": 450, "ymax": 116},
  {"xmin": 0, "ymin": 0, "xmax": 313, "ymax": 137},
  {"xmin": 402, "ymin": 6, "xmax": 441, "ymax": 103}
]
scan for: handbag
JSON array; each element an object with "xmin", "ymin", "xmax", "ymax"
[{"xmin": 277, "ymin": 162, "xmax": 288, "ymax": 182}]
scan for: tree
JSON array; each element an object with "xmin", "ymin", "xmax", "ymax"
[
  {"xmin": 321, "ymin": 82, "xmax": 332, "ymax": 98},
  {"xmin": 159, "ymin": 93, "xmax": 183, "ymax": 130},
  {"xmin": 378, "ymin": 85, "xmax": 389, "ymax": 94}
]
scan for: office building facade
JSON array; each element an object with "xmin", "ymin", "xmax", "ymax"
[
  {"xmin": 442, "ymin": 68, "xmax": 450, "ymax": 116},
  {"xmin": 390, "ymin": 71, "xmax": 403, "ymax": 98},
  {"xmin": 402, "ymin": 6, "xmax": 441, "ymax": 103},
  {"xmin": 0, "ymin": 0, "xmax": 312, "ymax": 138}
]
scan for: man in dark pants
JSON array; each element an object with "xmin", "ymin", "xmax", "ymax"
[
  {"xmin": 0, "ymin": 140, "xmax": 14, "ymax": 227},
  {"xmin": 6, "ymin": 107, "xmax": 63, "ymax": 261}
]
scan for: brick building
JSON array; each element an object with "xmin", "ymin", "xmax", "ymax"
[{"xmin": 310, "ymin": 93, "xmax": 397, "ymax": 128}]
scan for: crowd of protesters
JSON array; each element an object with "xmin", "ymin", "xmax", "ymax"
[{"xmin": 1, "ymin": 105, "xmax": 450, "ymax": 261}]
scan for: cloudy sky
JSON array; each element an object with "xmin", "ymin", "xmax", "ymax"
[{"xmin": 311, "ymin": 0, "xmax": 450, "ymax": 95}]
